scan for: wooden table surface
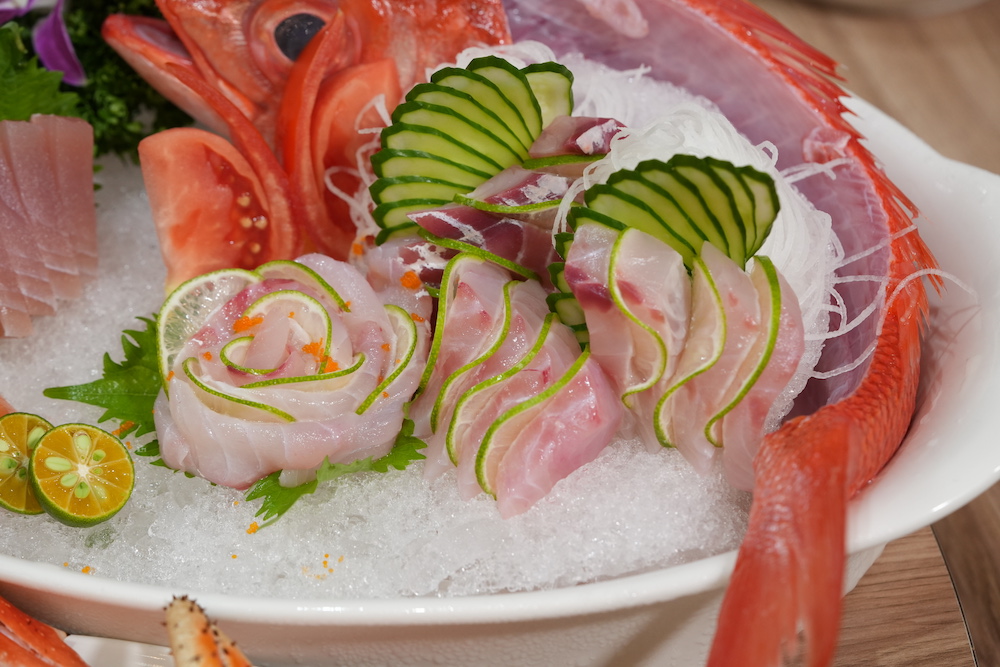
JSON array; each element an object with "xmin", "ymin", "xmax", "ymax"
[{"xmin": 750, "ymin": 0, "xmax": 1000, "ymax": 664}]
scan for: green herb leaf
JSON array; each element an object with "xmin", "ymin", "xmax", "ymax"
[
  {"xmin": 43, "ymin": 316, "xmax": 160, "ymax": 441},
  {"xmin": 246, "ymin": 419, "xmax": 427, "ymax": 526},
  {"xmin": 0, "ymin": 24, "xmax": 81, "ymax": 121}
]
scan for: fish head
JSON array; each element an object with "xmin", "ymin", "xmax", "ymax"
[{"xmin": 102, "ymin": 0, "xmax": 510, "ymax": 143}]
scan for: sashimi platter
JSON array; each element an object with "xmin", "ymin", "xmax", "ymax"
[{"xmin": 1, "ymin": 0, "xmax": 999, "ymax": 666}]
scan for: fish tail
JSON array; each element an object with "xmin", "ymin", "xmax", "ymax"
[{"xmin": 707, "ymin": 415, "xmax": 849, "ymax": 667}]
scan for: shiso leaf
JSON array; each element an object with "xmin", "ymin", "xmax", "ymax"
[
  {"xmin": 246, "ymin": 419, "xmax": 427, "ymax": 526},
  {"xmin": 0, "ymin": 23, "xmax": 81, "ymax": 121},
  {"xmin": 43, "ymin": 316, "xmax": 160, "ymax": 441}
]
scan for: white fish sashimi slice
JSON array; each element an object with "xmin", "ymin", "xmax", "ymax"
[
  {"xmin": 658, "ymin": 243, "xmax": 760, "ymax": 473},
  {"xmin": 564, "ymin": 223, "xmax": 690, "ymax": 409},
  {"xmin": 158, "ymin": 256, "xmax": 428, "ymax": 488},
  {"xmin": 487, "ymin": 352, "xmax": 623, "ymax": 518},
  {"xmin": 34, "ymin": 115, "xmax": 98, "ymax": 278},
  {"xmin": 451, "ymin": 315, "xmax": 580, "ymax": 500},
  {"xmin": 408, "ymin": 255, "xmax": 512, "ymax": 440},
  {"xmin": 0, "ymin": 120, "xmax": 82, "ymax": 299},
  {"xmin": 721, "ymin": 261, "xmax": 805, "ymax": 491}
]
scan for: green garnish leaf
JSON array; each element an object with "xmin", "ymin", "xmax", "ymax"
[
  {"xmin": 246, "ymin": 419, "xmax": 427, "ymax": 526},
  {"xmin": 44, "ymin": 316, "xmax": 161, "ymax": 441},
  {"xmin": 0, "ymin": 24, "xmax": 81, "ymax": 121}
]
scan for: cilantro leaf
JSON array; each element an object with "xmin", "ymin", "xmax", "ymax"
[
  {"xmin": 246, "ymin": 420, "xmax": 427, "ymax": 526},
  {"xmin": 0, "ymin": 23, "xmax": 81, "ymax": 121},
  {"xmin": 44, "ymin": 316, "xmax": 161, "ymax": 441}
]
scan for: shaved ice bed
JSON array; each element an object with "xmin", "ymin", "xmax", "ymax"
[{"xmin": 0, "ymin": 158, "xmax": 750, "ymax": 599}]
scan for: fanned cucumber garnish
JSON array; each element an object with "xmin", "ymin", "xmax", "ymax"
[
  {"xmin": 568, "ymin": 155, "xmax": 779, "ymax": 269},
  {"xmin": 371, "ymin": 56, "xmax": 574, "ymax": 244}
]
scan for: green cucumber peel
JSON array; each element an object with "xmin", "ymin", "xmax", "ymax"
[
  {"xmin": 475, "ymin": 344, "xmax": 592, "ymax": 496},
  {"xmin": 446, "ymin": 313, "xmax": 557, "ymax": 465},
  {"xmin": 417, "ymin": 230, "xmax": 538, "ymax": 282},
  {"xmin": 429, "ymin": 280, "xmax": 517, "ymax": 433},
  {"xmin": 522, "ymin": 154, "xmax": 601, "ymax": 170},
  {"xmin": 453, "ymin": 193, "xmax": 561, "ymax": 215}
]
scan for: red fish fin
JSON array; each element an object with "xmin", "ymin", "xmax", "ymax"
[{"xmin": 708, "ymin": 416, "xmax": 849, "ymax": 667}]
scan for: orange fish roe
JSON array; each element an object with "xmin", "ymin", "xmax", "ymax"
[
  {"xmin": 382, "ymin": 391, "xmax": 390, "ymax": 399},
  {"xmin": 381, "ymin": 343, "xmax": 391, "ymax": 352},
  {"xmin": 112, "ymin": 421, "xmax": 136, "ymax": 437},
  {"xmin": 338, "ymin": 555, "xmax": 345, "ymax": 563},
  {"xmin": 322, "ymin": 357, "xmax": 339, "ymax": 373},
  {"xmin": 231, "ymin": 554, "xmax": 238, "ymax": 560},
  {"xmin": 400, "ymin": 270, "xmax": 422, "ymax": 290},
  {"xmin": 411, "ymin": 312, "xmax": 425, "ymax": 323},
  {"xmin": 301, "ymin": 341, "xmax": 324, "ymax": 358},
  {"xmin": 202, "ymin": 351, "xmax": 213, "ymax": 361},
  {"xmin": 233, "ymin": 315, "xmax": 264, "ymax": 333},
  {"xmin": 352, "ymin": 242, "xmax": 365, "ymax": 256},
  {"xmin": 166, "ymin": 370, "xmax": 175, "ymax": 382},
  {"xmin": 81, "ymin": 566, "xmax": 92, "ymax": 574},
  {"xmin": 247, "ymin": 522, "xmax": 259, "ymax": 534},
  {"xmin": 344, "ymin": 301, "xmax": 352, "ymax": 310}
]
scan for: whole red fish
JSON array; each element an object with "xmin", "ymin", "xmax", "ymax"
[{"xmin": 103, "ymin": 0, "xmax": 937, "ymax": 666}]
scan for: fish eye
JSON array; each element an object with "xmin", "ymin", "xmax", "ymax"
[{"xmin": 274, "ymin": 13, "xmax": 326, "ymax": 61}]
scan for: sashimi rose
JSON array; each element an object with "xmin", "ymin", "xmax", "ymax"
[{"xmin": 154, "ymin": 254, "xmax": 431, "ymax": 489}]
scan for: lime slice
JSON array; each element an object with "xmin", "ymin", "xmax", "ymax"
[
  {"xmin": 242, "ymin": 290, "xmax": 334, "ymax": 364},
  {"xmin": 29, "ymin": 423, "xmax": 135, "ymax": 527},
  {"xmin": 0, "ymin": 413, "xmax": 52, "ymax": 515},
  {"xmin": 181, "ymin": 358, "xmax": 296, "ymax": 423},
  {"xmin": 255, "ymin": 259, "xmax": 349, "ymax": 312},
  {"xmin": 356, "ymin": 305, "xmax": 420, "ymax": 414},
  {"xmin": 158, "ymin": 268, "xmax": 262, "ymax": 394}
]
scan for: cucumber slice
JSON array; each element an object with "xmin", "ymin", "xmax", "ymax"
[
  {"xmin": 430, "ymin": 66, "xmax": 535, "ymax": 150},
  {"xmin": 371, "ymin": 149, "xmax": 492, "ymax": 187},
  {"xmin": 576, "ymin": 155, "xmax": 779, "ymax": 268},
  {"xmin": 371, "ymin": 176, "xmax": 474, "ymax": 207},
  {"xmin": 391, "ymin": 100, "xmax": 524, "ymax": 167},
  {"xmin": 406, "ymin": 83, "xmax": 531, "ymax": 156},
  {"xmin": 381, "ymin": 123, "xmax": 507, "ymax": 175},
  {"xmin": 373, "ymin": 198, "xmax": 455, "ymax": 230},
  {"xmin": 523, "ymin": 62, "xmax": 574, "ymax": 128},
  {"xmin": 584, "ymin": 181, "xmax": 700, "ymax": 264},
  {"xmin": 466, "ymin": 57, "xmax": 543, "ymax": 139}
]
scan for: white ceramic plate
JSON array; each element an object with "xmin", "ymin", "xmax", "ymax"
[{"xmin": 4, "ymin": 98, "xmax": 1000, "ymax": 667}]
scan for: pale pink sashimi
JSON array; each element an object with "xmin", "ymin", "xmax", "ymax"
[
  {"xmin": 0, "ymin": 120, "xmax": 81, "ymax": 299},
  {"xmin": 722, "ymin": 261, "xmax": 805, "ymax": 491},
  {"xmin": 451, "ymin": 313, "xmax": 581, "ymax": 500},
  {"xmin": 658, "ymin": 243, "xmax": 760, "ymax": 473},
  {"xmin": 486, "ymin": 352, "xmax": 623, "ymax": 518},
  {"xmin": 409, "ymin": 256, "xmax": 512, "ymax": 438},
  {"xmin": 157, "ymin": 254, "xmax": 428, "ymax": 488},
  {"xmin": 33, "ymin": 115, "xmax": 98, "ymax": 278},
  {"xmin": 528, "ymin": 115, "xmax": 625, "ymax": 161},
  {"xmin": 564, "ymin": 223, "xmax": 690, "ymax": 416}
]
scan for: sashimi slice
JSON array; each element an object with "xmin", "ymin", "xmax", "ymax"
[
  {"xmin": 33, "ymin": 115, "xmax": 98, "ymax": 278},
  {"xmin": 0, "ymin": 120, "xmax": 81, "ymax": 299},
  {"xmin": 450, "ymin": 313, "xmax": 580, "ymax": 500},
  {"xmin": 721, "ymin": 259, "xmax": 805, "ymax": 490},
  {"xmin": 0, "ymin": 162, "xmax": 57, "ymax": 317},
  {"xmin": 657, "ymin": 243, "xmax": 759, "ymax": 472},
  {"xmin": 487, "ymin": 351, "xmax": 622, "ymax": 518}
]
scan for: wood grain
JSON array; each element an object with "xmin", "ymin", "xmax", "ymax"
[{"xmin": 748, "ymin": 1, "xmax": 1000, "ymax": 664}]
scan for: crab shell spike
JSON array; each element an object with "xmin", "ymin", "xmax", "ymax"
[{"xmin": 164, "ymin": 596, "xmax": 254, "ymax": 667}]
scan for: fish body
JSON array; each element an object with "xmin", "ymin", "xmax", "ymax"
[{"xmin": 501, "ymin": 0, "xmax": 934, "ymax": 664}]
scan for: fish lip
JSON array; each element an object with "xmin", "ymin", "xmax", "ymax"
[{"xmin": 102, "ymin": 14, "xmax": 192, "ymax": 64}]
